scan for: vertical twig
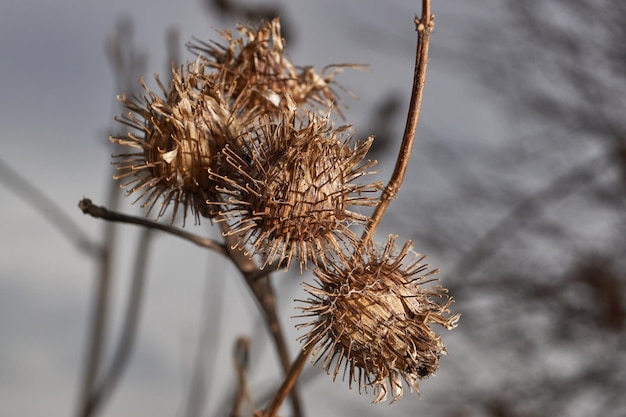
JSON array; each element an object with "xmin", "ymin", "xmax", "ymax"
[
  {"xmin": 181, "ymin": 264, "xmax": 225, "ymax": 417},
  {"xmin": 361, "ymin": 0, "xmax": 435, "ymax": 245},
  {"xmin": 263, "ymin": 345, "xmax": 312, "ymax": 417},
  {"xmin": 86, "ymin": 229, "xmax": 153, "ymax": 415},
  {"xmin": 220, "ymin": 224, "xmax": 305, "ymax": 417},
  {"xmin": 77, "ymin": 17, "xmax": 146, "ymax": 417},
  {"xmin": 230, "ymin": 337, "xmax": 252, "ymax": 417},
  {"xmin": 77, "ymin": 225, "xmax": 115, "ymax": 417}
]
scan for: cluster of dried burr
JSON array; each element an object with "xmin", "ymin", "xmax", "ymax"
[{"xmin": 110, "ymin": 18, "xmax": 459, "ymax": 404}]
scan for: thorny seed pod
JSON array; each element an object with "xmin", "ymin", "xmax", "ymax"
[
  {"xmin": 110, "ymin": 63, "xmax": 242, "ymax": 225},
  {"xmin": 188, "ymin": 18, "xmax": 354, "ymax": 118},
  {"xmin": 211, "ymin": 113, "xmax": 382, "ymax": 271},
  {"xmin": 297, "ymin": 235, "xmax": 460, "ymax": 403}
]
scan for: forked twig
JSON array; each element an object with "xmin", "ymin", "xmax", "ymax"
[
  {"xmin": 79, "ymin": 198, "xmax": 304, "ymax": 416},
  {"xmin": 219, "ymin": 223, "xmax": 305, "ymax": 417},
  {"xmin": 78, "ymin": 3, "xmax": 435, "ymax": 414},
  {"xmin": 361, "ymin": 0, "xmax": 435, "ymax": 245}
]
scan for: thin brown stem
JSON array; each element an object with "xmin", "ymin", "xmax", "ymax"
[
  {"xmin": 263, "ymin": 346, "xmax": 312, "ymax": 417},
  {"xmin": 219, "ymin": 223, "xmax": 305, "ymax": 417},
  {"xmin": 79, "ymin": 198, "xmax": 304, "ymax": 415},
  {"xmin": 361, "ymin": 0, "xmax": 435, "ymax": 245},
  {"xmin": 77, "ymin": 179, "xmax": 122, "ymax": 417},
  {"xmin": 86, "ymin": 229, "xmax": 153, "ymax": 415},
  {"xmin": 78, "ymin": 198, "xmax": 227, "ymax": 255}
]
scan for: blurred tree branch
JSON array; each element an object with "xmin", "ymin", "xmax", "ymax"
[
  {"xmin": 429, "ymin": 1, "xmax": 626, "ymax": 416},
  {"xmin": 0, "ymin": 157, "xmax": 100, "ymax": 257}
]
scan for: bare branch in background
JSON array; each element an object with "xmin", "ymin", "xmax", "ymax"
[
  {"xmin": 0, "ymin": 158, "xmax": 100, "ymax": 257},
  {"xmin": 362, "ymin": 94, "xmax": 403, "ymax": 158},
  {"xmin": 427, "ymin": 1, "xmax": 626, "ymax": 416},
  {"xmin": 180, "ymin": 273, "xmax": 225, "ymax": 417},
  {"xmin": 86, "ymin": 229, "xmax": 153, "ymax": 413},
  {"xmin": 77, "ymin": 17, "xmax": 147, "ymax": 417},
  {"xmin": 230, "ymin": 337, "xmax": 253, "ymax": 417}
]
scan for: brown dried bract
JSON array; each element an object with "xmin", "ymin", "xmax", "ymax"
[
  {"xmin": 111, "ymin": 18, "xmax": 359, "ymax": 226},
  {"xmin": 110, "ymin": 62, "xmax": 242, "ymax": 225},
  {"xmin": 297, "ymin": 235, "xmax": 460, "ymax": 403},
  {"xmin": 188, "ymin": 18, "xmax": 356, "ymax": 119},
  {"xmin": 211, "ymin": 112, "xmax": 381, "ymax": 271}
]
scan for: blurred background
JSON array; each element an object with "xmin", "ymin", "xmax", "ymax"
[{"xmin": 1, "ymin": 0, "xmax": 625, "ymax": 416}]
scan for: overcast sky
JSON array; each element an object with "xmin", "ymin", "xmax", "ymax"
[{"xmin": 0, "ymin": 1, "xmax": 502, "ymax": 416}]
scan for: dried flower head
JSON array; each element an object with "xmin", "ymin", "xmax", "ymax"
[
  {"xmin": 212, "ymin": 113, "xmax": 381, "ymax": 271},
  {"xmin": 111, "ymin": 63, "xmax": 242, "ymax": 224},
  {"xmin": 297, "ymin": 235, "xmax": 460, "ymax": 403},
  {"xmin": 188, "ymin": 18, "xmax": 353, "ymax": 118}
]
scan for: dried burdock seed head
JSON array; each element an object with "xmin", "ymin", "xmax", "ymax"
[
  {"xmin": 188, "ymin": 18, "xmax": 355, "ymax": 118},
  {"xmin": 111, "ymin": 62, "xmax": 241, "ymax": 225},
  {"xmin": 211, "ymin": 112, "xmax": 382, "ymax": 271},
  {"xmin": 297, "ymin": 235, "xmax": 460, "ymax": 403}
]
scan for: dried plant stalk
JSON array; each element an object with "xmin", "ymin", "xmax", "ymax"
[
  {"xmin": 81, "ymin": 2, "xmax": 458, "ymax": 415},
  {"xmin": 362, "ymin": 0, "xmax": 435, "ymax": 245},
  {"xmin": 262, "ymin": 1, "xmax": 455, "ymax": 414}
]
